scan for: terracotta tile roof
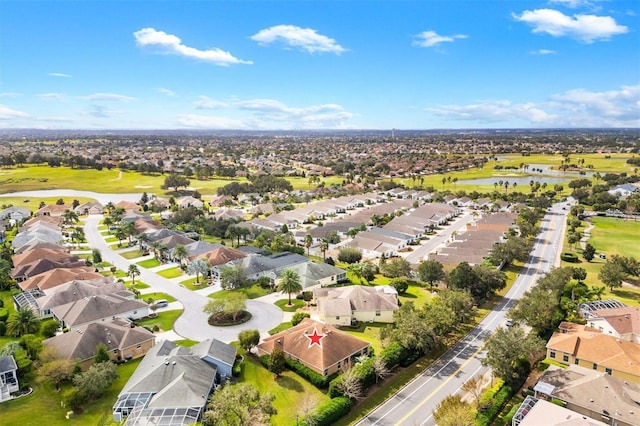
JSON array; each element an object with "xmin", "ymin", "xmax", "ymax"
[
  {"xmin": 18, "ymin": 267, "xmax": 101, "ymax": 291},
  {"xmin": 594, "ymin": 307, "xmax": 640, "ymax": 336},
  {"xmin": 258, "ymin": 318, "xmax": 369, "ymax": 374},
  {"xmin": 547, "ymin": 323, "xmax": 640, "ymax": 380},
  {"xmin": 195, "ymin": 247, "xmax": 247, "ymax": 266},
  {"xmin": 12, "ymin": 247, "xmax": 71, "ymax": 268}
]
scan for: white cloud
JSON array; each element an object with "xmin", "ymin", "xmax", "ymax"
[
  {"xmin": 412, "ymin": 30, "xmax": 468, "ymax": 48},
  {"xmin": 0, "ymin": 92, "xmax": 21, "ymax": 98},
  {"xmin": 156, "ymin": 88, "xmax": 175, "ymax": 96},
  {"xmin": 549, "ymin": 0, "xmax": 597, "ymax": 9},
  {"xmin": 0, "ymin": 105, "xmax": 29, "ymax": 120},
  {"xmin": 38, "ymin": 93, "xmax": 68, "ymax": 100},
  {"xmin": 530, "ymin": 49, "xmax": 557, "ymax": 55},
  {"xmin": 251, "ymin": 25, "xmax": 346, "ymax": 54},
  {"xmin": 425, "ymin": 85, "xmax": 640, "ymax": 127},
  {"xmin": 134, "ymin": 27, "xmax": 252, "ymax": 65},
  {"xmin": 193, "ymin": 96, "xmax": 228, "ymax": 109},
  {"xmin": 82, "ymin": 93, "xmax": 135, "ymax": 102},
  {"xmin": 49, "ymin": 72, "xmax": 72, "ymax": 78},
  {"xmin": 177, "ymin": 114, "xmax": 248, "ymax": 129},
  {"xmin": 513, "ymin": 9, "xmax": 628, "ymax": 43}
]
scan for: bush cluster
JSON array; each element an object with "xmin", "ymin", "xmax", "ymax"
[
  {"xmin": 560, "ymin": 252, "xmax": 580, "ymax": 263},
  {"xmin": 304, "ymin": 396, "xmax": 353, "ymax": 426},
  {"xmin": 476, "ymin": 382, "xmax": 515, "ymax": 426}
]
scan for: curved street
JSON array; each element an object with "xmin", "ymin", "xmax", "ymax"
[{"xmin": 83, "ymin": 215, "xmax": 284, "ymax": 343}]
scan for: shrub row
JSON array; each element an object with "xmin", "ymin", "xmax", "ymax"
[
  {"xmin": 476, "ymin": 382, "xmax": 515, "ymax": 426},
  {"xmin": 560, "ymin": 252, "xmax": 580, "ymax": 263},
  {"xmin": 285, "ymin": 358, "xmax": 337, "ymax": 388},
  {"xmin": 303, "ymin": 397, "xmax": 353, "ymax": 426}
]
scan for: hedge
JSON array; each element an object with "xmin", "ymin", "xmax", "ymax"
[
  {"xmin": 285, "ymin": 358, "xmax": 338, "ymax": 388},
  {"xmin": 380, "ymin": 342, "xmax": 409, "ymax": 369},
  {"xmin": 476, "ymin": 382, "xmax": 515, "ymax": 426},
  {"xmin": 305, "ymin": 397, "xmax": 353, "ymax": 426},
  {"xmin": 560, "ymin": 252, "xmax": 580, "ymax": 263},
  {"xmin": 0, "ymin": 307, "xmax": 8, "ymax": 323},
  {"xmin": 259, "ymin": 355, "xmax": 338, "ymax": 388}
]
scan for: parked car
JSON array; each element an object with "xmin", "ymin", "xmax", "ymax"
[{"xmin": 154, "ymin": 299, "xmax": 168, "ymax": 308}]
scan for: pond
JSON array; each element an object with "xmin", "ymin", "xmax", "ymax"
[{"xmin": 457, "ymin": 176, "xmax": 569, "ymax": 186}]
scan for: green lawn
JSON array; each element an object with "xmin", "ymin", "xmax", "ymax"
[
  {"xmin": 135, "ymin": 309, "xmax": 183, "ymax": 332},
  {"xmin": 136, "ymin": 258, "xmax": 161, "ymax": 268},
  {"xmin": 398, "ymin": 284, "xmax": 433, "ymax": 309},
  {"xmin": 178, "ymin": 276, "xmax": 211, "ymax": 291},
  {"xmin": 560, "ymin": 216, "xmax": 640, "ymax": 306},
  {"xmin": 156, "ymin": 267, "xmax": 183, "ymax": 278},
  {"xmin": 274, "ymin": 299, "xmax": 304, "ymax": 311},
  {"xmin": 130, "ymin": 281, "xmax": 150, "ymax": 290},
  {"xmin": 120, "ymin": 249, "xmax": 145, "ymax": 259},
  {"xmin": 0, "ymin": 359, "xmax": 142, "ymax": 426},
  {"xmin": 238, "ymin": 352, "xmax": 331, "ymax": 426},
  {"xmin": 208, "ymin": 284, "xmax": 271, "ymax": 300},
  {"xmin": 139, "ymin": 292, "xmax": 177, "ymax": 303},
  {"xmin": 343, "ymin": 323, "xmax": 386, "ymax": 355},
  {"xmin": 268, "ymin": 322, "xmax": 293, "ymax": 335}
]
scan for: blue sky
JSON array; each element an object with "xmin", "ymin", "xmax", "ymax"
[{"xmin": 1, "ymin": 0, "xmax": 638, "ymax": 130}]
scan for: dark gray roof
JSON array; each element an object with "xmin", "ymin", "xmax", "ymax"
[
  {"xmin": 0, "ymin": 355, "xmax": 17, "ymax": 373},
  {"xmin": 190, "ymin": 339, "xmax": 237, "ymax": 367}
]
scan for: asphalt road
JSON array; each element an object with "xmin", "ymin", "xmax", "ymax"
[
  {"xmin": 83, "ymin": 215, "xmax": 283, "ymax": 343},
  {"xmin": 355, "ymin": 201, "xmax": 571, "ymax": 426}
]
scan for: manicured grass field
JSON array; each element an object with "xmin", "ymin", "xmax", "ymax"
[
  {"xmin": 130, "ymin": 281, "xmax": 150, "ymax": 290},
  {"xmin": 0, "ymin": 359, "xmax": 142, "ymax": 426},
  {"xmin": 274, "ymin": 299, "xmax": 304, "ymax": 311},
  {"xmin": 208, "ymin": 284, "xmax": 272, "ymax": 300},
  {"xmin": 139, "ymin": 292, "xmax": 176, "ymax": 303},
  {"xmin": 156, "ymin": 267, "xmax": 183, "ymax": 278},
  {"xmin": 120, "ymin": 249, "xmax": 145, "ymax": 259},
  {"xmin": 136, "ymin": 258, "xmax": 161, "ymax": 268},
  {"xmin": 560, "ymin": 216, "xmax": 640, "ymax": 306},
  {"xmin": 343, "ymin": 323, "xmax": 385, "ymax": 355},
  {"xmin": 398, "ymin": 284, "xmax": 433, "ymax": 309},
  {"xmin": 268, "ymin": 322, "xmax": 293, "ymax": 335},
  {"xmin": 238, "ymin": 351, "xmax": 331, "ymax": 426},
  {"xmin": 135, "ymin": 309, "xmax": 183, "ymax": 332},
  {"xmin": 179, "ymin": 276, "xmax": 211, "ymax": 291}
]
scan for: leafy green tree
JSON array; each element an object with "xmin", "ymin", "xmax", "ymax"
[
  {"xmin": 219, "ymin": 264, "xmax": 248, "ymax": 290},
  {"xmin": 269, "ymin": 347, "xmax": 286, "ymax": 377},
  {"xmin": 338, "ymin": 247, "xmax": 363, "ymax": 264},
  {"xmin": 94, "ymin": 343, "xmax": 110, "ymax": 364},
  {"xmin": 41, "ymin": 319, "xmax": 60, "ymax": 338},
  {"xmin": 277, "ymin": 268, "xmax": 303, "ymax": 305},
  {"xmin": 238, "ymin": 329, "xmax": 260, "ymax": 351},
  {"xmin": 599, "ymin": 261, "xmax": 626, "ymax": 291},
  {"xmin": 204, "ymin": 293, "xmax": 247, "ymax": 322},
  {"xmin": 37, "ymin": 347, "xmax": 75, "ymax": 391},
  {"xmin": 203, "ymin": 383, "xmax": 276, "ymax": 426},
  {"xmin": 610, "ymin": 255, "xmax": 640, "ymax": 277},
  {"xmin": 509, "ymin": 286, "xmax": 564, "ymax": 337},
  {"xmin": 347, "ymin": 262, "xmax": 365, "ymax": 284},
  {"xmin": 304, "ymin": 234, "xmax": 313, "ymax": 255},
  {"xmin": 390, "ymin": 277, "xmax": 409, "ymax": 294},
  {"xmin": 62, "ymin": 209, "xmax": 79, "ymax": 225},
  {"xmin": 162, "ymin": 173, "xmax": 191, "ymax": 192},
  {"xmin": 583, "ymin": 243, "xmax": 596, "ymax": 262},
  {"xmin": 7, "ymin": 307, "xmax": 40, "ymax": 337},
  {"xmin": 291, "ymin": 312, "xmax": 310, "ymax": 326},
  {"xmin": 483, "ymin": 327, "xmax": 545, "ymax": 386},
  {"xmin": 447, "ymin": 262, "xmax": 476, "ymax": 292},
  {"xmin": 471, "ymin": 264, "xmax": 507, "ymax": 300},
  {"xmin": 436, "ymin": 290, "xmax": 475, "ymax": 324},
  {"xmin": 381, "ymin": 301, "xmax": 437, "ymax": 355},
  {"xmin": 381, "ymin": 257, "xmax": 412, "ymax": 278},
  {"xmin": 572, "ymin": 267, "xmax": 587, "ymax": 284},
  {"xmin": 418, "ymin": 259, "xmax": 445, "ymax": 288},
  {"xmin": 91, "ymin": 248, "xmax": 102, "ymax": 264},
  {"xmin": 72, "ymin": 361, "xmax": 118, "ymax": 401},
  {"xmin": 432, "ymin": 395, "xmax": 475, "ymax": 426}
]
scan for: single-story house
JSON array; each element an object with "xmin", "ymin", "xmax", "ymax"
[
  {"xmin": 257, "ymin": 318, "xmax": 370, "ymax": 377},
  {"xmin": 43, "ymin": 317, "xmax": 156, "ymax": 370},
  {"xmin": 0, "ymin": 355, "xmax": 19, "ymax": 402},
  {"xmin": 51, "ymin": 292, "xmax": 149, "ymax": 329},
  {"xmin": 113, "ymin": 339, "xmax": 236, "ymax": 425},
  {"xmin": 313, "ymin": 285, "xmax": 398, "ymax": 326}
]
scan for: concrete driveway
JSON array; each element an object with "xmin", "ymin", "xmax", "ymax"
[{"xmin": 83, "ymin": 215, "xmax": 283, "ymax": 343}]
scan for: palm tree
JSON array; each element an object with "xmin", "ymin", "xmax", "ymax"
[
  {"xmin": 187, "ymin": 259, "xmax": 210, "ymax": 284},
  {"xmin": 277, "ymin": 268, "xmax": 303, "ymax": 305},
  {"xmin": 7, "ymin": 307, "xmax": 40, "ymax": 337},
  {"xmin": 319, "ymin": 239, "xmax": 329, "ymax": 260},
  {"xmin": 127, "ymin": 264, "xmax": 140, "ymax": 286},
  {"xmin": 137, "ymin": 232, "xmax": 149, "ymax": 251},
  {"xmin": 173, "ymin": 244, "xmax": 189, "ymax": 267},
  {"xmin": 62, "ymin": 209, "xmax": 79, "ymax": 226},
  {"xmin": 304, "ymin": 234, "xmax": 313, "ymax": 255}
]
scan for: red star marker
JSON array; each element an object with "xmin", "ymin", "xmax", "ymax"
[{"xmin": 306, "ymin": 327, "xmax": 326, "ymax": 348}]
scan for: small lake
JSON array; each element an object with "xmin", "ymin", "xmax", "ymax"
[{"xmin": 457, "ymin": 176, "xmax": 569, "ymax": 186}]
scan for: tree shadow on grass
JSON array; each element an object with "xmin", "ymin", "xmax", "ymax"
[
  {"xmin": 612, "ymin": 288, "xmax": 640, "ymax": 302},
  {"xmin": 275, "ymin": 375, "xmax": 304, "ymax": 392}
]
